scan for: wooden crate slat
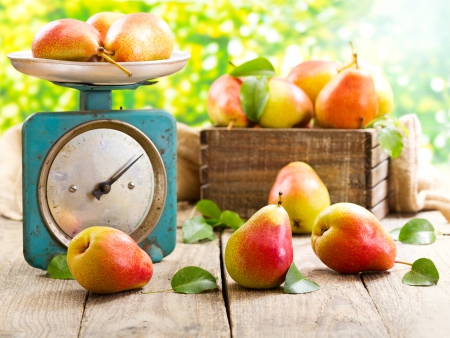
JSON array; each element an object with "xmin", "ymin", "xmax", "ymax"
[
  {"xmin": 367, "ymin": 159, "xmax": 389, "ymax": 188},
  {"xmin": 369, "ymin": 197, "xmax": 390, "ymax": 220}
]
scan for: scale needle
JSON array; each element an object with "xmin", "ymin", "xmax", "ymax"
[{"xmin": 92, "ymin": 154, "xmax": 143, "ymax": 201}]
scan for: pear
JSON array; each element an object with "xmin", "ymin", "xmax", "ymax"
[
  {"xmin": 67, "ymin": 226, "xmax": 153, "ymax": 294},
  {"xmin": 286, "ymin": 60, "xmax": 341, "ymax": 106},
  {"xmin": 86, "ymin": 12, "xmax": 125, "ymax": 40},
  {"xmin": 32, "ymin": 19, "xmax": 104, "ymax": 62},
  {"xmin": 32, "ymin": 18, "xmax": 132, "ymax": 76},
  {"xmin": 311, "ymin": 203, "xmax": 397, "ymax": 274},
  {"xmin": 343, "ymin": 55, "xmax": 394, "ymax": 118},
  {"xmin": 268, "ymin": 162, "xmax": 330, "ymax": 234},
  {"xmin": 315, "ymin": 64, "xmax": 378, "ymax": 129},
  {"xmin": 259, "ymin": 77, "xmax": 313, "ymax": 128},
  {"xmin": 371, "ymin": 66, "xmax": 395, "ymax": 117},
  {"xmin": 224, "ymin": 193, "xmax": 293, "ymax": 289},
  {"xmin": 206, "ymin": 74, "xmax": 250, "ymax": 128},
  {"xmin": 104, "ymin": 13, "xmax": 174, "ymax": 62}
]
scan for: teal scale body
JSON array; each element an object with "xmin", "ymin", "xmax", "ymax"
[{"xmin": 22, "ymin": 83, "xmax": 177, "ymax": 270}]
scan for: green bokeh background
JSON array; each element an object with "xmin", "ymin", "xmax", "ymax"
[{"xmin": 1, "ymin": 0, "xmax": 449, "ymax": 169}]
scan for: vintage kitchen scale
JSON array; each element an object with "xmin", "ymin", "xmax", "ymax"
[{"xmin": 8, "ymin": 50, "xmax": 190, "ymax": 270}]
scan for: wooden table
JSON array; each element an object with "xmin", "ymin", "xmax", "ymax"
[{"xmin": 0, "ymin": 204, "xmax": 449, "ymax": 337}]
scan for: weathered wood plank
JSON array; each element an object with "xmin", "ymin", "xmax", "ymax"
[
  {"xmin": 221, "ymin": 230, "xmax": 390, "ymax": 338},
  {"xmin": 370, "ymin": 144, "xmax": 389, "ymax": 167},
  {"xmin": 367, "ymin": 179, "xmax": 389, "ymax": 207},
  {"xmin": 201, "ymin": 128, "xmax": 389, "ymax": 218},
  {"xmin": 362, "ymin": 211, "xmax": 450, "ymax": 338},
  {"xmin": 0, "ymin": 218, "xmax": 87, "ymax": 337},
  {"xmin": 367, "ymin": 159, "xmax": 389, "ymax": 188},
  {"xmin": 79, "ymin": 228, "xmax": 230, "ymax": 338},
  {"xmin": 369, "ymin": 197, "xmax": 390, "ymax": 220}
]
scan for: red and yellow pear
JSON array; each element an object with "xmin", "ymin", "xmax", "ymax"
[
  {"xmin": 225, "ymin": 193, "xmax": 293, "ymax": 289},
  {"xmin": 311, "ymin": 203, "xmax": 396, "ymax": 274},
  {"xmin": 32, "ymin": 18, "xmax": 104, "ymax": 62},
  {"xmin": 315, "ymin": 56, "xmax": 378, "ymax": 129},
  {"xmin": 268, "ymin": 162, "xmax": 330, "ymax": 234},
  {"xmin": 67, "ymin": 226, "xmax": 153, "ymax": 294},
  {"xmin": 86, "ymin": 12, "xmax": 125, "ymax": 40},
  {"xmin": 104, "ymin": 12, "xmax": 174, "ymax": 62},
  {"xmin": 286, "ymin": 60, "xmax": 341, "ymax": 106},
  {"xmin": 206, "ymin": 74, "xmax": 250, "ymax": 128},
  {"xmin": 31, "ymin": 18, "xmax": 132, "ymax": 76}
]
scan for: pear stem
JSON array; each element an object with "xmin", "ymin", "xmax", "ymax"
[
  {"xmin": 277, "ymin": 191, "xmax": 283, "ymax": 207},
  {"xmin": 394, "ymin": 260, "xmax": 413, "ymax": 266},
  {"xmin": 338, "ymin": 41, "xmax": 358, "ymax": 72},
  {"xmin": 97, "ymin": 47, "xmax": 132, "ymax": 77},
  {"xmin": 227, "ymin": 119, "xmax": 235, "ymax": 131}
]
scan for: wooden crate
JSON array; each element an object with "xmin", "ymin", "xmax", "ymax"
[{"xmin": 200, "ymin": 127, "xmax": 391, "ymax": 220}]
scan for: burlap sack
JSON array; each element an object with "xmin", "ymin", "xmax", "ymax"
[
  {"xmin": 389, "ymin": 114, "xmax": 450, "ymax": 221},
  {"xmin": 0, "ymin": 122, "xmax": 200, "ymax": 221},
  {"xmin": 0, "ymin": 123, "xmax": 23, "ymax": 220}
]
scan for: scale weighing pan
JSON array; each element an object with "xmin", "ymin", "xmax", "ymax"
[{"xmin": 7, "ymin": 50, "xmax": 190, "ymax": 85}]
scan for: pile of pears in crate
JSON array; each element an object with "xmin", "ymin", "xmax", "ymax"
[
  {"xmin": 31, "ymin": 12, "xmax": 174, "ymax": 77},
  {"xmin": 207, "ymin": 44, "xmax": 394, "ymax": 130}
]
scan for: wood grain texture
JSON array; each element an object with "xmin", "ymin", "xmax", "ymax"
[
  {"xmin": 369, "ymin": 197, "xmax": 390, "ymax": 220},
  {"xmin": 362, "ymin": 211, "xmax": 450, "ymax": 338},
  {"xmin": 367, "ymin": 159, "xmax": 389, "ymax": 188},
  {"xmin": 221, "ymin": 230, "xmax": 390, "ymax": 338},
  {"xmin": 0, "ymin": 218, "xmax": 87, "ymax": 337},
  {"xmin": 79, "ymin": 228, "xmax": 230, "ymax": 338},
  {"xmin": 200, "ymin": 128, "xmax": 389, "ymax": 218}
]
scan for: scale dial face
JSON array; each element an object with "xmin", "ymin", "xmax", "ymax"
[{"xmin": 38, "ymin": 120, "xmax": 166, "ymax": 247}]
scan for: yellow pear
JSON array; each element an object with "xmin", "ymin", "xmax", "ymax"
[
  {"xmin": 86, "ymin": 12, "xmax": 125, "ymax": 41},
  {"xmin": 259, "ymin": 77, "xmax": 313, "ymax": 128},
  {"xmin": 268, "ymin": 162, "xmax": 330, "ymax": 234}
]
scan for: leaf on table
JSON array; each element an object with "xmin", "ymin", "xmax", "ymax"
[
  {"xmin": 171, "ymin": 266, "xmax": 219, "ymax": 294},
  {"xmin": 283, "ymin": 262, "xmax": 320, "ymax": 294},
  {"xmin": 229, "ymin": 57, "xmax": 276, "ymax": 77},
  {"xmin": 378, "ymin": 126, "xmax": 403, "ymax": 158},
  {"xmin": 402, "ymin": 258, "xmax": 439, "ymax": 286},
  {"xmin": 390, "ymin": 227, "xmax": 402, "ymax": 241},
  {"xmin": 204, "ymin": 218, "xmax": 221, "ymax": 226},
  {"xmin": 196, "ymin": 199, "xmax": 222, "ymax": 219},
  {"xmin": 220, "ymin": 210, "xmax": 245, "ymax": 230},
  {"xmin": 240, "ymin": 76, "xmax": 270, "ymax": 123},
  {"xmin": 46, "ymin": 254, "xmax": 74, "ymax": 280},
  {"xmin": 398, "ymin": 218, "xmax": 436, "ymax": 245},
  {"xmin": 182, "ymin": 216, "xmax": 215, "ymax": 244}
]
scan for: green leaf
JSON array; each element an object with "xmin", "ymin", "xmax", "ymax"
[
  {"xmin": 220, "ymin": 210, "xmax": 245, "ymax": 230},
  {"xmin": 182, "ymin": 216, "xmax": 215, "ymax": 244},
  {"xmin": 378, "ymin": 126, "xmax": 403, "ymax": 158},
  {"xmin": 390, "ymin": 227, "xmax": 402, "ymax": 241},
  {"xmin": 196, "ymin": 199, "xmax": 222, "ymax": 219},
  {"xmin": 204, "ymin": 218, "xmax": 221, "ymax": 226},
  {"xmin": 283, "ymin": 263, "xmax": 320, "ymax": 294},
  {"xmin": 240, "ymin": 76, "xmax": 270, "ymax": 123},
  {"xmin": 46, "ymin": 254, "xmax": 74, "ymax": 280},
  {"xmin": 229, "ymin": 57, "xmax": 276, "ymax": 77},
  {"xmin": 398, "ymin": 218, "xmax": 436, "ymax": 245},
  {"xmin": 171, "ymin": 266, "xmax": 219, "ymax": 294},
  {"xmin": 402, "ymin": 258, "xmax": 439, "ymax": 286}
]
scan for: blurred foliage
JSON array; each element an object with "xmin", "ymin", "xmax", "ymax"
[{"xmin": 0, "ymin": 0, "xmax": 449, "ymax": 166}]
